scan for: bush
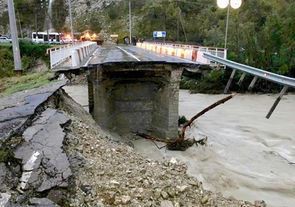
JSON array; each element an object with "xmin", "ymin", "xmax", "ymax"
[
  {"xmin": 19, "ymin": 40, "xmax": 50, "ymax": 64},
  {"xmin": 0, "ymin": 41, "xmax": 50, "ymax": 77},
  {"xmin": 178, "ymin": 116, "xmax": 188, "ymax": 126},
  {"xmin": 180, "ymin": 70, "xmax": 227, "ymax": 94},
  {"xmin": 0, "ymin": 46, "xmax": 14, "ymax": 78}
]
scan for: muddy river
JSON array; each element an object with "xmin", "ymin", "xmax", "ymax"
[{"xmin": 64, "ymin": 85, "xmax": 295, "ymax": 207}]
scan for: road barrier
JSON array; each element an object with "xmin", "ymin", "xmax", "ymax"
[
  {"xmin": 203, "ymin": 52, "xmax": 295, "ymax": 119},
  {"xmin": 136, "ymin": 42, "xmax": 227, "ymax": 66},
  {"xmin": 48, "ymin": 41, "xmax": 97, "ymax": 69}
]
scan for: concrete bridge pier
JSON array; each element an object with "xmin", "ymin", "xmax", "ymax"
[{"xmin": 87, "ymin": 63, "xmax": 183, "ymax": 140}]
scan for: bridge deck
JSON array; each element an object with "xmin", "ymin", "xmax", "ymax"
[
  {"xmin": 53, "ymin": 44, "xmax": 207, "ymax": 73},
  {"xmin": 89, "ymin": 45, "xmax": 198, "ymax": 64}
]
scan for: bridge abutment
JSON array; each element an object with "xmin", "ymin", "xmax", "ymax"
[{"xmin": 88, "ymin": 63, "xmax": 183, "ymax": 140}]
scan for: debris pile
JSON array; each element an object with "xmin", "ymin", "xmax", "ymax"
[{"xmin": 0, "ymin": 83, "xmax": 262, "ymax": 206}]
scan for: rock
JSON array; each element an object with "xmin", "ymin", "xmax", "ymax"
[
  {"xmin": 110, "ymin": 180, "xmax": 120, "ymax": 186},
  {"xmin": 121, "ymin": 195, "xmax": 131, "ymax": 204},
  {"xmin": 161, "ymin": 200, "xmax": 174, "ymax": 207},
  {"xmin": 0, "ymin": 163, "xmax": 7, "ymax": 185},
  {"xmin": 47, "ymin": 189, "xmax": 68, "ymax": 205},
  {"xmin": 29, "ymin": 197, "xmax": 60, "ymax": 206},
  {"xmin": 201, "ymin": 195, "xmax": 209, "ymax": 204},
  {"xmin": 177, "ymin": 185, "xmax": 188, "ymax": 193},
  {"xmin": 188, "ymin": 179, "xmax": 199, "ymax": 187},
  {"xmin": 161, "ymin": 191, "xmax": 169, "ymax": 199},
  {"xmin": 14, "ymin": 109, "xmax": 72, "ymax": 192},
  {"xmin": 0, "ymin": 81, "xmax": 66, "ymax": 141},
  {"xmin": 68, "ymin": 151, "xmax": 86, "ymax": 169},
  {"xmin": 169, "ymin": 157, "xmax": 177, "ymax": 165},
  {"xmin": 0, "ymin": 193, "xmax": 11, "ymax": 207},
  {"xmin": 254, "ymin": 200, "xmax": 267, "ymax": 207},
  {"xmin": 80, "ymin": 185, "xmax": 92, "ymax": 195}
]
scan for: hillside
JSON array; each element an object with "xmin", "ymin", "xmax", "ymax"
[{"xmin": 0, "ymin": 0, "xmax": 294, "ymax": 77}]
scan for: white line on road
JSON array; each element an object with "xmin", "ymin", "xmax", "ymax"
[
  {"xmin": 117, "ymin": 46, "xmax": 141, "ymax": 61},
  {"xmin": 18, "ymin": 151, "xmax": 40, "ymax": 191},
  {"xmin": 83, "ymin": 48, "xmax": 100, "ymax": 67}
]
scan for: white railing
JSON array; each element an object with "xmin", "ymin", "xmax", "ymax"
[
  {"xmin": 49, "ymin": 41, "xmax": 97, "ymax": 69},
  {"xmin": 136, "ymin": 42, "xmax": 227, "ymax": 66}
]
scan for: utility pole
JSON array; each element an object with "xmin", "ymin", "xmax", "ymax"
[
  {"xmin": 129, "ymin": 0, "xmax": 132, "ymax": 44},
  {"xmin": 224, "ymin": 5, "xmax": 230, "ymax": 49},
  {"xmin": 7, "ymin": 0, "xmax": 22, "ymax": 72},
  {"xmin": 68, "ymin": 0, "xmax": 74, "ymax": 44}
]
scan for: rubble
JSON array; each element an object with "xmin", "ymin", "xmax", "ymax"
[
  {"xmin": 62, "ymin": 90, "xmax": 257, "ymax": 207},
  {"xmin": 14, "ymin": 108, "xmax": 71, "ymax": 192},
  {"xmin": 0, "ymin": 81, "xmax": 66, "ymax": 141},
  {"xmin": 0, "ymin": 85, "xmax": 262, "ymax": 206}
]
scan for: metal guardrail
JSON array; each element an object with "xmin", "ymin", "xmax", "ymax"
[
  {"xmin": 203, "ymin": 53, "xmax": 295, "ymax": 88},
  {"xmin": 203, "ymin": 52, "xmax": 295, "ymax": 119}
]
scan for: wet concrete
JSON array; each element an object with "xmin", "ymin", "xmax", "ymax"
[{"xmin": 0, "ymin": 81, "xmax": 66, "ymax": 141}]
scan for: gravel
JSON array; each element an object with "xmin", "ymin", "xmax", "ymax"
[{"xmin": 63, "ymin": 110, "xmax": 257, "ymax": 207}]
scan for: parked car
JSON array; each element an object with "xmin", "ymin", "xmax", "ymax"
[{"xmin": 0, "ymin": 36, "xmax": 12, "ymax": 43}]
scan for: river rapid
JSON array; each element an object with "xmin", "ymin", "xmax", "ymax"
[
  {"xmin": 64, "ymin": 85, "xmax": 295, "ymax": 207},
  {"xmin": 134, "ymin": 90, "xmax": 295, "ymax": 207}
]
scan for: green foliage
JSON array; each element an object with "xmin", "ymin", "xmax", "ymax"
[
  {"xmin": 0, "ymin": 46, "xmax": 14, "ymax": 78},
  {"xmin": 52, "ymin": 0, "xmax": 68, "ymax": 32},
  {"xmin": 0, "ymin": 41, "xmax": 50, "ymax": 78},
  {"xmin": 191, "ymin": 70, "xmax": 225, "ymax": 94},
  {"xmin": 19, "ymin": 40, "xmax": 50, "ymax": 69},
  {"xmin": 178, "ymin": 116, "xmax": 188, "ymax": 126},
  {"xmin": 0, "ymin": 72, "xmax": 54, "ymax": 97},
  {"xmin": 1, "ymin": 0, "xmax": 294, "ymax": 87},
  {"xmin": 0, "ymin": 148, "xmax": 11, "ymax": 163},
  {"xmin": 74, "ymin": 12, "xmax": 102, "ymax": 33},
  {"xmin": 96, "ymin": 0, "xmax": 294, "ymax": 78},
  {"xmin": 181, "ymin": 70, "xmax": 226, "ymax": 94},
  {"xmin": 19, "ymin": 40, "xmax": 50, "ymax": 60}
]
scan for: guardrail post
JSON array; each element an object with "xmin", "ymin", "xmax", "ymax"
[
  {"xmin": 266, "ymin": 86, "xmax": 288, "ymax": 119},
  {"xmin": 237, "ymin": 72, "xmax": 246, "ymax": 86},
  {"xmin": 224, "ymin": 69, "xmax": 236, "ymax": 94},
  {"xmin": 248, "ymin": 76, "xmax": 258, "ymax": 91}
]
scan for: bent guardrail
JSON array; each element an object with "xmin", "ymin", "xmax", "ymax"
[{"xmin": 203, "ymin": 52, "xmax": 295, "ymax": 119}]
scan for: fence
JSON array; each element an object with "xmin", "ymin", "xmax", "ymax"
[
  {"xmin": 136, "ymin": 41, "xmax": 227, "ymax": 66},
  {"xmin": 48, "ymin": 41, "xmax": 97, "ymax": 69}
]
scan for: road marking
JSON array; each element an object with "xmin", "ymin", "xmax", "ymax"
[
  {"xmin": 18, "ymin": 151, "xmax": 40, "ymax": 191},
  {"xmin": 0, "ymin": 193, "xmax": 11, "ymax": 206},
  {"xmin": 83, "ymin": 48, "xmax": 100, "ymax": 67},
  {"xmin": 117, "ymin": 46, "xmax": 141, "ymax": 61}
]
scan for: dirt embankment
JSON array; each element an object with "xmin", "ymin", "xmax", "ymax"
[
  {"xmin": 60, "ymin": 89, "xmax": 261, "ymax": 206},
  {"xmin": 0, "ymin": 85, "xmax": 263, "ymax": 207}
]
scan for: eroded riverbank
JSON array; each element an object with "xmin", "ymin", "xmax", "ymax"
[{"xmin": 63, "ymin": 85, "xmax": 295, "ymax": 207}]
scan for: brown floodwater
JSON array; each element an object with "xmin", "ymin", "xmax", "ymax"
[{"xmin": 134, "ymin": 91, "xmax": 295, "ymax": 207}]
